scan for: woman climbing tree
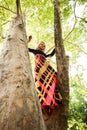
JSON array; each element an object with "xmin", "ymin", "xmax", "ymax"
[{"xmin": 28, "ymin": 36, "xmax": 62, "ymax": 121}]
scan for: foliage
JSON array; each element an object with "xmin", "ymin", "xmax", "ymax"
[
  {"xmin": 68, "ymin": 73, "xmax": 87, "ymax": 129},
  {"xmin": 68, "ymin": 120, "xmax": 87, "ymax": 130}
]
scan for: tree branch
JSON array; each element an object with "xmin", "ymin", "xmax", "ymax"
[
  {"xmin": 46, "ymin": 39, "xmax": 87, "ymax": 56},
  {"xmin": 0, "ymin": 5, "xmax": 16, "ymax": 14},
  {"xmin": 46, "ymin": 46, "xmax": 55, "ymax": 54},
  {"xmin": 64, "ymin": 1, "xmax": 77, "ymax": 41},
  {"xmin": 16, "ymin": 0, "xmax": 22, "ymax": 16},
  {"xmin": 66, "ymin": 41, "xmax": 87, "ymax": 56},
  {"xmin": 2, "ymin": 20, "xmax": 10, "ymax": 26},
  {"xmin": 64, "ymin": 20, "xmax": 77, "ymax": 41},
  {"xmin": 76, "ymin": 16, "xmax": 87, "ymax": 23},
  {"xmin": 4, "ymin": 0, "xmax": 9, "ymax": 9}
]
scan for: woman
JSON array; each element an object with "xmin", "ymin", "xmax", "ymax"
[{"xmin": 28, "ymin": 36, "xmax": 62, "ymax": 120}]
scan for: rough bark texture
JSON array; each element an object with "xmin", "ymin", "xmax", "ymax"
[
  {"xmin": 46, "ymin": 0, "xmax": 69, "ymax": 130},
  {"xmin": 0, "ymin": 15, "xmax": 46, "ymax": 130}
]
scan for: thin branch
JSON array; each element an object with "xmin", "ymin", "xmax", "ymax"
[
  {"xmin": 0, "ymin": 5, "xmax": 16, "ymax": 14},
  {"xmin": 4, "ymin": 0, "xmax": 9, "ymax": 9},
  {"xmin": 46, "ymin": 40, "xmax": 87, "ymax": 56},
  {"xmin": 74, "ymin": 0, "xmax": 77, "ymax": 19},
  {"xmin": 64, "ymin": 20, "xmax": 77, "ymax": 41},
  {"xmin": 66, "ymin": 41, "xmax": 87, "ymax": 56},
  {"xmin": 0, "ymin": 17, "xmax": 6, "ymax": 21},
  {"xmin": 46, "ymin": 46, "xmax": 55, "ymax": 54},
  {"xmin": 76, "ymin": 16, "xmax": 87, "ymax": 23},
  {"xmin": 64, "ymin": 1, "xmax": 77, "ymax": 41},
  {"xmin": 2, "ymin": 20, "xmax": 10, "ymax": 26},
  {"xmin": 0, "ymin": 16, "xmax": 10, "ymax": 26}
]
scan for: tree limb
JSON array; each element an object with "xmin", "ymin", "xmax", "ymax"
[
  {"xmin": 4, "ymin": 0, "xmax": 9, "ymax": 9},
  {"xmin": 64, "ymin": 1, "xmax": 77, "ymax": 41},
  {"xmin": 16, "ymin": 0, "xmax": 22, "ymax": 16},
  {"xmin": 66, "ymin": 41, "xmax": 87, "ymax": 56},
  {"xmin": 2, "ymin": 20, "xmax": 10, "ymax": 26},
  {"xmin": 76, "ymin": 16, "xmax": 87, "ymax": 23},
  {"xmin": 0, "ymin": 5, "xmax": 16, "ymax": 14},
  {"xmin": 46, "ymin": 40, "xmax": 87, "ymax": 56}
]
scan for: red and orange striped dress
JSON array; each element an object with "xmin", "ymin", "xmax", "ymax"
[
  {"xmin": 29, "ymin": 48, "xmax": 61, "ymax": 107},
  {"xmin": 35, "ymin": 54, "xmax": 58, "ymax": 106}
]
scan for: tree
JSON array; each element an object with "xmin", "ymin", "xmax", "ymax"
[
  {"xmin": 1, "ymin": 0, "xmax": 87, "ymax": 130},
  {"xmin": 45, "ymin": 1, "xmax": 69, "ymax": 130},
  {"xmin": 0, "ymin": 0, "xmax": 46, "ymax": 130},
  {"xmin": 0, "ymin": 0, "xmax": 69, "ymax": 130}
]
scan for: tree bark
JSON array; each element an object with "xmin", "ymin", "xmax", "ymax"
[
  {"xmin": 46, "ymin": 0, "xmax": 69, "ymax": 130},
  {"xmin": 0, "ymin": 15, "xmax": 46, "ymax": 130}
]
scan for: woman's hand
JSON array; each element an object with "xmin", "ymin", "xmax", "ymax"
[{"xmin": 27, "ymin": 35, "xmax": 32, "ymax": 43}]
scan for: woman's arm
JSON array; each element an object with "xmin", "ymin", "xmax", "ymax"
[
  {"xmin": 28, "ymin": 48, "xmax": 55, "ymax": 57},
  {"xmin": 29, "ymin": 48, "xmax": 35, "ymax": 54},
  {"xmin": 45, "ymin": 49, "xmax": 55, "ymax": 57},
  {"xmin": 29, "ymin": 48, "xmax": 47, "ymax": 56}
]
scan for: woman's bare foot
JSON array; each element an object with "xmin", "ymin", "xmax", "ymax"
[
  {"xmin": 43, "ymin": 113, "xmax": 49, "ymax": 121},
  {"xmin": 42, "ymin": 106, "xmax": 50, "ymax": 121}
]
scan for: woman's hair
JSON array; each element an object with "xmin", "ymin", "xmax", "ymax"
[{"xmin": 36, "ymin": 41, "xmax": 46, "ymax": 51}]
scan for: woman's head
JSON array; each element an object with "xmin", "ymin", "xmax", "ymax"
[{"xmin": 37, "ymin": 41, "xmax": 46, "ymax": 52}]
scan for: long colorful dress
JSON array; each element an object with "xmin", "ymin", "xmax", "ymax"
[{"xmin": 29, "ymin": 48, "xmax": 61, "ymax": 107}]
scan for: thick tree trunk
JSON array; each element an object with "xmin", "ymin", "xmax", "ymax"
[
  {"xmin": 0, "ymin": 15, "xmax": 46, "ymax": 130},
  {"xmin": 46, "ymin": 0, "xmax": 69, "ymax": 130}
]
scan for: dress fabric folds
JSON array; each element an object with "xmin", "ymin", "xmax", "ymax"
[{"xmin": 35, "ymin": 54, "xmax": 58, "ymax": 106}]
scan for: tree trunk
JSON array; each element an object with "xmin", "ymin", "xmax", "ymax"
[
  {"xmin": 0, "ymin": 15, "xmax": 46, "ymax": 130},
  {"xmin": 46, "ymin": 0, "xmax": 69, "ymax": 130}
]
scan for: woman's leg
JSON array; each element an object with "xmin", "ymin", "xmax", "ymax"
[{"xmin": 41, "ymin": 106, "xmax": 49, "ymax": 121}]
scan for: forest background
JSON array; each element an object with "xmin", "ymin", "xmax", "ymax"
[{"xmin": 0, "ymin": 0, "xmax": 87, "ymax": 129}]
